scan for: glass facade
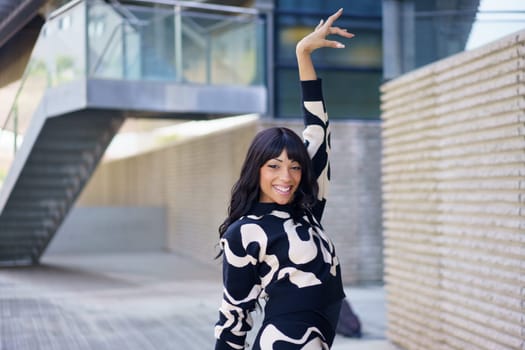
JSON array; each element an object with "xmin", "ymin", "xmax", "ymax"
[
  {"xmin": 274, "ymin": 0, "xmax": 383, "ymax": 120},
  {"xmin": 272, "ymin": 0, "xmax": 524, "ymax": 119},
  {"xmin": 0, "ymin": 0, "xmax": 267, "ymax": 186},
  {"xmin": 89, "ymin": 3, "xmax": 265, "ymax": 85},
  {"xmin": 383, "ymin": 0, "xmax": 525, "ymax": 79}
]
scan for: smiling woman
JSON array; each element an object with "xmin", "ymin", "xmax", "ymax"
[
  {"xmin": 259, "ymin": 149, "xmax": 302, "ymax": 205},
  {"xmin": 214, "ymin": 8, "xmax": 354, "ymax": 350}
]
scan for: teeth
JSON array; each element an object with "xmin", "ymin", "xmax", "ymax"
[{"xmin": 274, "ymin": 185, "xmax": 291, "ymax": 193}]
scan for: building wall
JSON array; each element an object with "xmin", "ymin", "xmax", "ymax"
[
  {"xmin": 78, "ymin": 119, "xmax": 258, "ymax": 270},
  {"xmin": 381, "ymin": 30, "xmax": 525, "ymax": 350},
  {"xmin": 77, "ymin": 117, "xmax": 384, "ymax": 284},
  {"xmin": 47, "ymin": 207, "xmax": 166, "ymax": 254}
]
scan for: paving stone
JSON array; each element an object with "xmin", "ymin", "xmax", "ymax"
[{"xmin": 0, "ymin": 252, "xmax": 397, "ymax": 350}]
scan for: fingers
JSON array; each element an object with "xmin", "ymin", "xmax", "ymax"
[
  {"xmin": 303, "ymin": 7, "xmax": 353, "ymax": 52},
  {"xmin": 315, "ymin": 8, "xmax": 342, "ymax": 32},
  {"xmin": 324, "ymin": 39, "xmax": 345, "ymax": 49},
  {"xmin": 317, "ymin": 9, "xmax": 355, "ymax": 39},
  {"xmin": 329, "ymin": 27, "xmax": 355, "ymax": 38},
  {"xmin": 325, "ymin": 8, "xmax": 343, "ymax": 27},
  {"xmin": 315, "ymin": 19, "xmax": 324, "ymax": 31}
]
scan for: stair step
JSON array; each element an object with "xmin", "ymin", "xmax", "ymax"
[
  {"xmin": 22, "ymin": 164, "xmax": 87, "ymax": 177},
  {"xmin": 6, "ymin": 200, "xmax": 67, "ymax": 212},
  {"xmin": 0, "ymin": 245, "xmax": 36, "ymax": 253},
  {"xmin": 16, "ymin": 176, "xmax": 81, "ymax": 189},
  {"xmin": 0, "ymin": 227, "xmax": 49, "ymax": 238},
  {"xmin": 41, "ymin": 129, "xmax": 108, "ymax": 137},
  {"xmin": 0, "ymin": 254, "xmax": 35, "ymax": 266},
  {"xmin": 0, "ymin": 239, "xmax": 42, "ymax": 249},
  {"xmin": 0, "ymin": 111, "xmax": 124, "ymax": 265},
  {"xmin": 47, "ymin": 114, "xmax": 120, "ymax": 127},
  {"xmin": 2, "ymin": 205, "xmax": 50, "ymax": 216},
  {"xmin": 1, "ymin": 209, "xmax": 60, "ymax": 220},
  {"xmin": 10, "ymin": 188, "xmax": 75, "ymax": 201},
  {"xmin": 41, "ymin": 128, "xmax": 117, "ymax": 141},
  {"xmin": 0, "ymin": 218, "xmax": 56, "ymax": 228},
  {"xmin": 0, "ymin": 237, "xmax": 47, "ymax": 247},
  {"xmin": 28, "ymin": 150, "xmax": 96, "ymax": 165},
  {"xmin": 33, "ymin": 140, "xmax": 101, "ymax": 152},
  {"xmin": 40, "ymin": 127, "xmax": 112, "ymax": 139}
]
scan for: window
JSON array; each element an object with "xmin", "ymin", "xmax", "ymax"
[{"xmin": 274, "ymin": 0, "xmax": 383, "ymax": 119}]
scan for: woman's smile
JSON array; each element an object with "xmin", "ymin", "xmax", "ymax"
[{"xmin": 259, "ymin": 149, "xmax": 302, "ymax": 204}]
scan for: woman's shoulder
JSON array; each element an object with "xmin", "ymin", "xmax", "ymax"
[
  {"xmin": 221, "ymin": 216, "xmax": 272, "ymax": 260},
  {"xmin": 222, "ymin": 203, "xmax": 294, "ymax": 241},
  {"xmin": 222, "ymin": 215, "xmax": 269, "ymax": 242}
]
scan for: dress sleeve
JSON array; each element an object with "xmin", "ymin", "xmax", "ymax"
[
  {"xmin": 300, "ymin": 78, "xmax": 330, "ymax": 222},
  {"xmin": 214, "ymin": 223, "xmax": 265, "ymax": 350}
]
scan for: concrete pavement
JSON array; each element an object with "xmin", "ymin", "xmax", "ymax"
[{"xmin": 0, "ymin": 252, "xmax": 399, "ymax": 350}]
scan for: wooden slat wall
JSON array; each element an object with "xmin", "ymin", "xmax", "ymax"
[{"xmin": 380, "ymin": 30, "xmax": 525, "ymax": 350}]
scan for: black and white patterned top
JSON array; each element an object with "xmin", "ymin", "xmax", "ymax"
[{"xmin": 215, "ymin": 79, "xmax": 345, "ymax": 350}]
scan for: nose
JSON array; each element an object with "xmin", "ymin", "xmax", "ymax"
[{"xmin": 279, "ymin": 168, "xmax": 292, "ymax": 182}]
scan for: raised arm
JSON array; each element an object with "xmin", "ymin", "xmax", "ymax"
[
  {"xmin": 296, "ymin": 9, "xmax": 354, "ymax": 221},
  {"xmin": 296, "ymin": 8, "xmax": 354, "ymax": 81}
]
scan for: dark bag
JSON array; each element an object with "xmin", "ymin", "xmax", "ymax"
[{"xmin": 336, "ymin": 299, "xmax": 362, "ymax": 338}]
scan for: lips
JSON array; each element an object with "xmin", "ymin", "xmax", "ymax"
[{"xmin": 273, "ymin": 185, "xmax": 292, "ymax": 195}]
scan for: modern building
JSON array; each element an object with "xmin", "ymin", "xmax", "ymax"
[
  {"xmin": 1, "ymin": 1, "xmax": 524, "ymax": 349},
  {"xmin": 0, "ymin": 0, "xmax": 523, "ymax": 282}
]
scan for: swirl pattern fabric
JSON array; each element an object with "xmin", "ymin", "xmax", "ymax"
[{"xmin": 215, "ymin": 79, "xmax": 345, "ymax": 350}]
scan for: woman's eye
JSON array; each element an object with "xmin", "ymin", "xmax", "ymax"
[
  {"xmin": 292, "ymin": 166, "xmax": 302, "ymax": 171},
  {"xmin": 268, "ymin": 164, "xmax": 278, "ymax": 169}
]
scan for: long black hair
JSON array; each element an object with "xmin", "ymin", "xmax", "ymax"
[{"xmin": 218, "ymin": 127, "xmax": 318, "ymax": 239}]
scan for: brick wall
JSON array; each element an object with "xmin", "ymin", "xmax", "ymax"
[
  {"xmin": 78, "ymin": 116, "xmax": 384, "ymax": 284},
  {"xmin": 381, "ymin": 30, "xmax": 525, "ymax": 349},
  {"xmin": 78, "ymin": 119, "xmax": 258, "ymax": 270}
]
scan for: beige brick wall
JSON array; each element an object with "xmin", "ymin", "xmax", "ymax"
[
  {"xmin": 381, "ymin": 30, "xmax": 525, "ymax": 350},
  {"xmin": 78, "ymin": 120, "xmax": 258, "ymax": 269},
  {"xmin": 79, "ymin": 116, "xmax": 384, "ymax": 284}
]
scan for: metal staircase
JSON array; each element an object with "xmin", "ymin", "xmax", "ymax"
[
  {"xmin": 0, "ymin": 0, "xmax": 266, "ymax": 265},
  {"xmin": 0, "ymin": 111, "xmax": 124, "ymax": 264}
]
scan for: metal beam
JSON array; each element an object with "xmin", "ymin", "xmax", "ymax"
[{"xmin": 0, "ymin": 0, "xmax": 46, "ymax": 49}]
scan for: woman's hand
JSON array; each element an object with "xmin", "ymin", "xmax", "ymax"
[
  {"xmin": 296, "ymin": 8, "xmax": 355, "ymax": 56},
  {"xmin": 296, "ymin": 8, "xmax": 354, "ymax": 81}
]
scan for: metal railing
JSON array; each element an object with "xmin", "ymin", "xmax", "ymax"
[{"xmin": 0, "ymin": 0, "xmax": 265, "ymax": 187}]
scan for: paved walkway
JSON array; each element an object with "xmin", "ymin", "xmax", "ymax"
[{"xmin": 0, "ymin": 252, "xmax": 399, "ymax": 350}]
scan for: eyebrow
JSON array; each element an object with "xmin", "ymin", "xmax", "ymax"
[{"xmin": 271, "ymin": 158, "xmax": 299, "ymax": 163}]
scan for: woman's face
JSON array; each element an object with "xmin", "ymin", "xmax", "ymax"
[{"xmin": 259, "ymin": 149, "xmax": 302, "ymax": 204}]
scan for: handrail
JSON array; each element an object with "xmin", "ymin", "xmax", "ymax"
[
  {"xmin": 1, "ymin": 1, "xmax": 86, "ymax": 151},
  {"xmin": 0, "ymin": 31, "xmax": 43, "ymax": 145},
  {"xmin": 109, "ymin": 0, "xmax": 147, "ymax": 26},
  {"xmin": 89, "ymin": 21, "xmax": 127, "ymax": 76},
  {"xmin": 48, "ymin": 0, "xmax": 83, "ymax": 20},
  {"xmin": 124, "ymin": 0, "xmax": 259, "ymax": 15},
  {"xmin": 1, "ymin": 0, "xmax": 85, "ymax": 145},
  {"xmin": 0, "ymin": 0, "xmax": 265, "ymax": 160},
  {"xmin": 90, "ymin": 1, "xmax": 259, "ymax": 79},
  {"xmin": 88, "ymin": 0, "xmax": 164, "ymax": 78}
]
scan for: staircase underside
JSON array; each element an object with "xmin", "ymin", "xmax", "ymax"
[
  {"xmin": 0, "ymin": 110, "xmax": 124, "ymax": 265},
  {"xmin": 0, "ymin": 77, "xmax": 266, "ymax": 266}
]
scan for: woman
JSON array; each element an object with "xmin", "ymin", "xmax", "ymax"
[{"xmin": 215, "ymin": 9, "xmax": 354, "ymax": 350}]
